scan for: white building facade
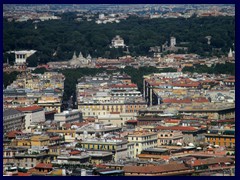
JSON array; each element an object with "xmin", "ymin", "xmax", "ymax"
[{"xmin": 54, "ymin": 109, "xmax": 83, "ymax": 127}]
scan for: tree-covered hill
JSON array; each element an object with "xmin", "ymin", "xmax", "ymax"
[{"xmin": 4, "ymin": 14, "xmax": 235, "ymax": 65}]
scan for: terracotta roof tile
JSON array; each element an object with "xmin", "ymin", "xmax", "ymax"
[
  {"xmin": 62, "ymin": 123, "xmax": 71, "ymax": 129},
  {"xmin": 16, "ymin": 172, "xmax": 31, "ymax": 176},
  {"xmin": 224, "ymin": 79, "xmax": 235, "ymax": 82},
  {"xmin": 163, "ymin": 98, "xmax": 192, "ymax": 103},
  {"xmin": 73, "ymin": 122, "xmax": 88, "ymax": 126},
  {"xmin": 35, "ymin": 163, "xmax": 52, "ymax": 169},
  {"xmin": 171, "ymin": 82, "xmax": 200, "ymax": 87},
  {"xmin": 191, "ymin": 157, "xmax": 234, "ymax": 167},
  {"xmin": 111, "ymin": 84, "xmax": 137, "ymax": 88},
  {"xmin": 62, "ymin": 122, "xmax": 88, "ymax": 129},
  {"xmin": 16, "ymin": 105, "xmax": 43, "ymax": 112},
  {"xmin": 156, "ymin": 126, "xmax": 197, "ymax": 132},
  {"xmin": 7, "ymin": 130, "xmax": 23, "ymax": 138},
  {"xmin": 126, "ymin": 120, "xmax": 138, "ymax": 123},
  {"xmin": 193, "ymin": 98, "xmax": 209, "ymax": 103},
  {"xmin": 69, "ymin": 150, "xmax": 81, "ymax": 155},
  {"xmin": 123, "ymin": 163, "xmax": 189, "ymax": 174},
  {"xmin": 164, "ymin": 120, "xmax": 180, "ymax": 123}
]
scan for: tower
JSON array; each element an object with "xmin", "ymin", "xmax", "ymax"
[
  {"xmin": 78, "ymin": 52, "xmax": 83, "ymax": 59},
  {"xmin": 228, "ymin": 48, "xmax": 233, "ymax": 58},
  {"xmin": 87, "ymin": 54, "xmax": 91, "ymax": 59},
  {"xmin": 86, "ymin": 54, "xmax": 92, "ymax": 64},
  {"xmin": 72, "ymin": 51, "xmax": 77, "ymax": 60},
  {"xmin": 170, "ymin": 37, "xmax": 176, "ymax": 47}
]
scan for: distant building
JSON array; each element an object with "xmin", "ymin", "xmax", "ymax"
[
  {"xmin": 16, "ymin": 106, "xmax": 45, "ymax": 132},
  {"xmin": 14, "ymin": 154, "xmax": 52, "ymax": 169},
  {"xmin": 3, "ymin": 147, "xmax": 27, "ymax": 167},
  {"xmin": 111, "ymin": 35, "xmax": 126, "ymax": 48},
  {"xmin": 157, "ymin": 130, "xmax": 183, "ymax": 146},
  {"xmin": 228, "ymin": 48, "xmax": 233, "ymax": 58},
  {"xmin": 3, "ymin": 109, "xmax": 25, "ymax": 133},
  {"xmin": 54, "ymin": 109, "xmax": 83, "ymax": 127},
  {"xmin": 97, "ymin": 112, "xmax": 137, "ymax": 127},
  {"xmin": 123, "ymin": 163, "xmax": 193, "ymax": 176},
  {"xmin": 47, "ymin": 129, "xmax": 76, "ymax": 143},
  {"xmin": 75, "ymin": 123, "xmax": 122, "ymax": 140},
  {"xmin": 69, "ymin": 51, "xmax": 92, "ymax": 67},
  {"xmin": 76, "ymin": 73, "xmax": 147, "ymax": 119},
  {"xmin": 228, "ymin": 48, "xmax": 235, "ymax": 59},
  {"xmin": 161, "ymin": 36, "xmax": 188, "ymax": 53},
  {"xmin": 77, "ymin": 138, "xmax": 128, "ymax": 161},
  {"xmin": 127, "ymin": 131, "xmax": 158, "ymax": 158},
  {"xmin": 170, "ymin": 36, "xmax": 176, "ymax": 47},
  {"xmin": 48, "ymin": 51, "xmax": 93, "ymax": 69},
  {"xmin": 8, "ymin": 50, "xmax": 36, "ymax": 65},
  {"xmin": 99, "ymin": 14, "xmax": 105, "ymax": 20},
  {"xmin": 187, "ymin": 157, "xmax": 235, "ymax": 174},
  {"xmin": 205, "ymin": 128, "xmax": 235, "ymax": 148}
]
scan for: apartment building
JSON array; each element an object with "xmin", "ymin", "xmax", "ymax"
[
  {"xmin": 54, "ymin": 109, "xmax": 83, "ymax": 127},
  {"xmin": 3, "ymin": 109, "xmax": 25, "ymax": 133},
  {"xmin": 127, "ymin": 131, "xmax": 158, "ymax": 158}
]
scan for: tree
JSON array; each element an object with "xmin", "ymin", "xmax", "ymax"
[
  {"xmin": 32, "ymin": 68, "xmax": 47, "ymax": 74},
  {"xmin": 3, "ymin": 71, "xmax": 19, "ymax": 88},
  {"xmin": 3, "ymin": 15, "xmax": 235, "ymax": 62},
  {"xmin": 27, "ymin": 53, "xmax": 38, "ymax": 67}
]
